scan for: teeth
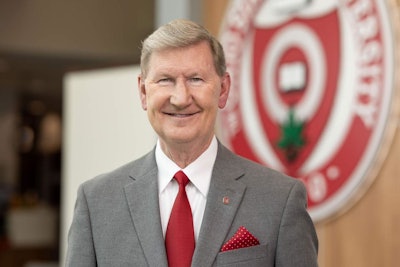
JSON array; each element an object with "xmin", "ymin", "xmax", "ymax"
[{"xmin": 165, "ymin": 112, "xmax": 196, "ymax": 117}]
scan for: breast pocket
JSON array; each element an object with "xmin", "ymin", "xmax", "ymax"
[{"xmin": 215, "ymin": 243, "xmax": 271, "ymax": 267}]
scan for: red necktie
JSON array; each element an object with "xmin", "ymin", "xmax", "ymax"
[{"xmin": 165, "ymin": 171, "xmax": 195, "ymax": 267}]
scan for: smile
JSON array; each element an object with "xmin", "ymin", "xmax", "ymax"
[{"xmin": 164, "ymin": 112, "xmax": 199, "ymax": 117}]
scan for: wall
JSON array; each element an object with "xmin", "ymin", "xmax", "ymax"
[
  {"xmin": 204, "ymin": 0, "xmax": 400, "ymax": 266},
  {"xmin": 317, "ymin": 128, "xmax": 400, "ymax": 266},
  {"xmin": 61, "ymin": 66, "xmax": 156, "ymax": 262}
]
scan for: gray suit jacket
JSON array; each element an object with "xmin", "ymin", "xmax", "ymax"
[{"xmin": 66, "ymin": 142, "xmax": 318, "ymax": 266}]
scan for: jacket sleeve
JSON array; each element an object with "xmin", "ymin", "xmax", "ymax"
[
  {"xmin": 275, "ymin": 180, "xmax": 319, "ymax": 266},
  {"xmin": 65, "ymin": 184, "xmax": 97, "ymax": 267}
]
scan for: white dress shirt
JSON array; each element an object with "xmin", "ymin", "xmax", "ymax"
[{"xmin": 156, "ymin": 136, "xmax": 218, "ymax": 242}]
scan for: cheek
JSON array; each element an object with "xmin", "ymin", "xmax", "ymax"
[
  {"xmin": 144, "ymin": 90, "xmax": 166, "ymax": 111},
  {"xmin": 196, "ymin": 87, "xmax": 219, "ymax": 104}
]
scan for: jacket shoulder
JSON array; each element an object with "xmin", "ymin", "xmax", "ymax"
[
  {"xmin": 218, "ymin": 143, "xmax": 299, "ymax": 187},
  {"xmin": 80, "ymin": 149, "xmax": 156, "ymax": 195}
]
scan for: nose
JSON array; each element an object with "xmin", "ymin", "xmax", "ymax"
[{"xmin": 170, "ymin": 79, "xmax": 192, "ymax": 107}]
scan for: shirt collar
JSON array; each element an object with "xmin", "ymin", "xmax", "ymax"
[{"xmin": 156, "ymin": 136, "xmax": 218, "ymax": 197}]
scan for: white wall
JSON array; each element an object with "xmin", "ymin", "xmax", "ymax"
[
  {"xmin": 60, "ymin": 65, "xmax": 156, "ymax": 263},
  {"xmin": 155, "ymin": 0, "xmax": 202, "ymax": 27}
]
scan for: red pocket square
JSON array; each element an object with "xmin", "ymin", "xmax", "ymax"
[{"xmin": 220, "ymin": 226, "xmax": 260, "ymax": 252}]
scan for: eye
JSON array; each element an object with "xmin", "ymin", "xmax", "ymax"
[
  {"xmin": 190, "ymin": 77, "xmax": 203, "ymax": 83},
  {"xmin": 157, "ymin": 77, "xmax": 173, "ymax": 84}
]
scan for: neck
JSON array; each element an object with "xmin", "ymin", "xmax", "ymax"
[{"xmin": 160, "ymin": 137, "xmax": 214, "ymax": 168}]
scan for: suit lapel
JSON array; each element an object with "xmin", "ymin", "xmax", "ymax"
[
  {"xmin": 122, "ymin": 144, "xmax": 247, "ymax": 267},
  {"xmin": 123, "ymin": 151, "xmax": 168, "ymax": 267},
  {"xmin": 192, "ymin": 144, "xmax": 247, "ymax": 267}
]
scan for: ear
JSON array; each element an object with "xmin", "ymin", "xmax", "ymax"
[
  {"xmin": 138, "ymin": 74, "xmax": 147, "ymax": 110},
  {"xmin": 218, "ymin": 72, "xmax": 231, "ymax": 109}
]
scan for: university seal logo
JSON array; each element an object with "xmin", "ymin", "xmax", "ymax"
[{"xmin": 219, "ymin": 0, "xmax": 398, "ymax": 222}]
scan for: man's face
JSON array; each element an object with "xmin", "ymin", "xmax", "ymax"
[{"xmin": 138, "ymin": 41, "xmax": 230, "ymax": 149}]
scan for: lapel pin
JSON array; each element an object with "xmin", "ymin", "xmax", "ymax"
[{"xmin": 223, "ymin": 196, "xmax": 230, "ymax": 205}]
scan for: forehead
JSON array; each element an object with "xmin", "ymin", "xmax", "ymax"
[{"xmin": 147, "ymin": 41, "xmax": 215, "ymax": 75}]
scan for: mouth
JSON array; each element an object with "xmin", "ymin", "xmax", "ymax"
[{"xmin": 164, "ymin": 111, "xmax": 199, "ymax": 117}]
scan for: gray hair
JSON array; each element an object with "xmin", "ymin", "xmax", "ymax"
[{"xmin": 140, "ymin": 19, "xmax": 226, "ymax": 77}]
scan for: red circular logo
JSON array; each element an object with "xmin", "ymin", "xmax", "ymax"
[{"xmin": 219, "ymin": 0, "xmax": 397, "ymax": 222}]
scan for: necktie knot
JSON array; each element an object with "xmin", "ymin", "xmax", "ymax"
[{"xmin": 174, "ymin": 170, "xmax": 189, "ymax": 187}]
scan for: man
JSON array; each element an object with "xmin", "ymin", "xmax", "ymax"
[{"xmin": 66, "ymin": 19, "xmax": 318, "ymax": 266}]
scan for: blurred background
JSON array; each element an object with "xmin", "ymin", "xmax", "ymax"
[
  {"xmin": 0, "ymin": 1, "xmax": 154, "ymax": 266},
  {"xmin": 0, "ymin": 0, "xmax": 399, "ymax": 266}
]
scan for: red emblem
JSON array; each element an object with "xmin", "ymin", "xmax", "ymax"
[{"xmin": 219, "ymin": 0, "xmax": 397, "ymax": 221}]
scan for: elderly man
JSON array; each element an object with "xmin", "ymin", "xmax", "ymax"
[{"xmin": 66, "ymin": 19, "xmax": 318, "ymax": 267}]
